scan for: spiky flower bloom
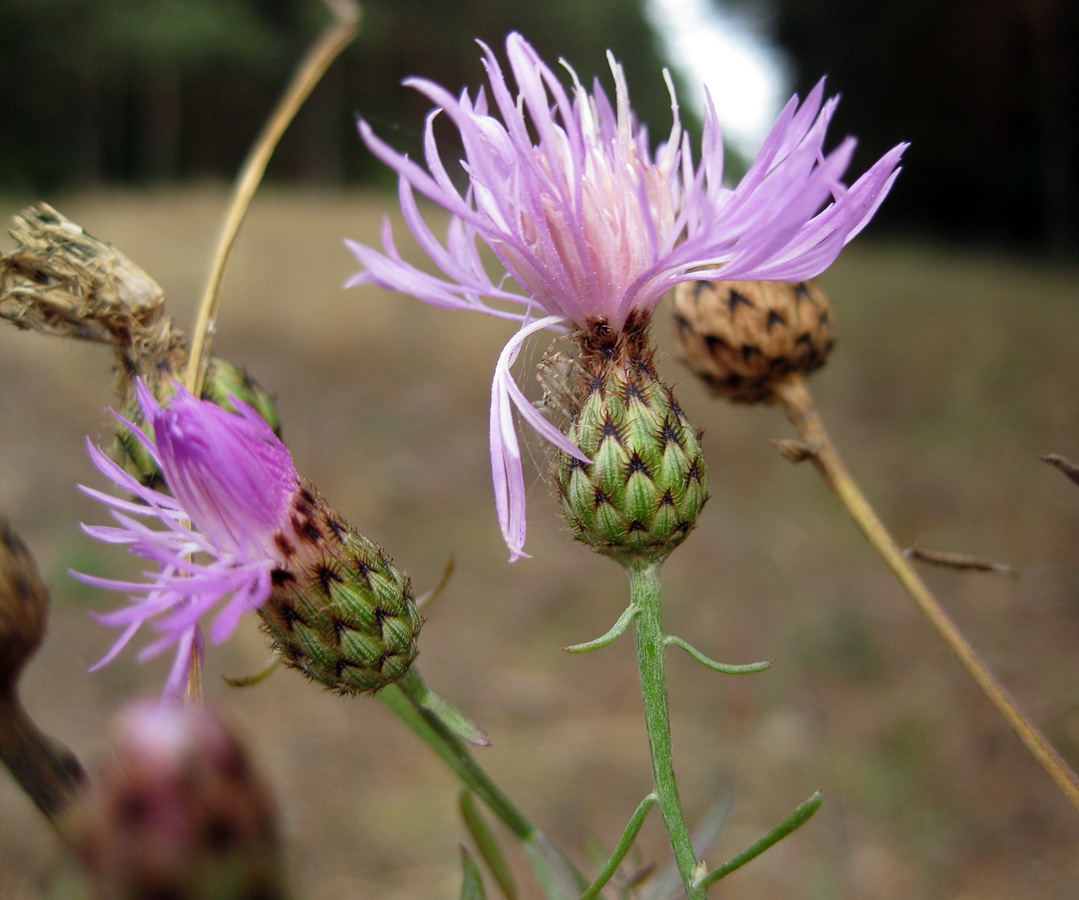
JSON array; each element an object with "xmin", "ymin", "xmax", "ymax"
[
  {"xmin": 71, "ymin": 702, "xmax": 288, "ymax": 900},
  {"xmin": 115, "ymin": 357, "xmax": 283, "ymax": 491},
  {"xmin": 346, "ymin": 32, "xmax": 906, "ymax": 561},
  {"xmin": 75, "ymin": 381, "xmax": 421, "ymax": 698}
]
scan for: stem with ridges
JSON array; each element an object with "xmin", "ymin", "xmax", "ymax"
[
  {"xmin": 628, "ymin": 561, "xmax": 706, "ymax": 900},
  {"xmin": 775, "ymin": 374, "xmax": 1079, "ymax": 813}
]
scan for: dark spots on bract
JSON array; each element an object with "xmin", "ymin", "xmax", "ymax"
[
  {"xmin": 280, "ymin": 605, "xmax": 308, "ymax": 631},
  {"xmin": 727, "ymin": 289, "xmax": 754, "ymax": 315},
  {"xmin": 594, "ymin": 489, "xmax": 613, "ymax": 509},
  {"xmin": 291, "ymin": 513, "xmax": 321, "ymax": 545},
  {"xmin": 704, "ymin": 334, "xmax": 729, "ymax": 355},
  {"xmin": 316, "ymin": 565, "xmax": 342, "ymax": 594},
  {"xmin": 600, "ymin": 417, "xmax": 622, "ymax": 445},
  {"xmin": 270, "ymin": 568, "xmax": 295, "ymax": 586},
  {"xmin": 626, "ymin": 453, "xmax": 653, "ymax": 480},
  {"xmin": 325, "ymin": 516, "xmax": 348, "ymax": 543},
  {"xmin": 766, "ymin": 309, "xmax": 787, "ymax": 331},
  {"xmin": 629, "ymin": 520, "xmax": 647, "ymax": 532},
  {"xmin": 660, "ymin": 419, "xmax": 683, "ymax": 448},
  {"xmin": 624, "ymin": 381, "xmax": 646, "ymax": 404},
  {"xmin": 274, "ymin": 534, "xmax": 295, "ymax": 558},
  {"xmin": 331, "ymin": 617, "xmax": 348, "ymax": 645},
  {"xmin": 658, "ymin": 489, "xmax": 675, "ymax": 507}
]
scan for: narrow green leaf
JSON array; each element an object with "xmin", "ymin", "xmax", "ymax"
[
  {"xmin": 222, "ymin": 656, "xmax": 279, "ymax": 688},
  {"xmin": 458, "ymin": 848, "xmax": 488, "ymax": 900},
  {"xmin": 580, "ymin": 793, "xmax": 657, "ymax": 900},
  {"xmin": 460, "ymin": 791, "xmax": 517, "ymax": 900},
  {"xmin": 563, "ymin": 604, "xmax": 638, "ymax": 653},
  {"xmin": 697, "ymin": 790, "xmax": 823, "ymax": 889},
  {"xmin": 422, "ymin": 688, "xmax": 491, "ymax": 747},
  {"xmin": 664, "ymin": 634, "xmax": 772, "ymax": 674}
]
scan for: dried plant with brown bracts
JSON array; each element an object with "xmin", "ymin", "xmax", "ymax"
[{"xmin": 672, "ymin": 279, "xmax": 835, "ymax": 403}]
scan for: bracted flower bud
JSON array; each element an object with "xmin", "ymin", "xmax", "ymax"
[
  {"xmin": 71, "ymin": 703, "xmax": 288, "ymax": 900},
  {"xmin": 548, "ymin": 313, "xmax": 708, "ymax": 567},
  {"xmin": 672, "ymin": 280, "xmax": 835, "ymax": 403},
  {"xmin": 76, "ymin": 380, "xmax": 419, "ymax": 698},
  {"xmin": 258, "ymin": 486, "xmax": 422, "ymax": 694}
]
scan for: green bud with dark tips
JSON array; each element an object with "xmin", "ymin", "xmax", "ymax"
[
  {"xmin": 552, "ymin": 313, "xmax": 708, "ymax": 567},
  {"xmin": 257, "ymin": 488, "xmax": 422, "ymax": 695}
]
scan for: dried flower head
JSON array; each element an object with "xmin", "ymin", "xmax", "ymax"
[
  {"xmin": 75, "ymin": 381, "xmax": 420, "ymax": 697},
  {"xmin": 672, "ymin": 279, "xmax": 836, "ymax": 403},
  {"xmin": 346, "ymin": 32, "xmax": 906, "ymax": 559}
]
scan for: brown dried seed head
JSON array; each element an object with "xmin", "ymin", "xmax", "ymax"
[{"xmin": 672, "ymin": 280, "xmax": 835, "ymax": 403}]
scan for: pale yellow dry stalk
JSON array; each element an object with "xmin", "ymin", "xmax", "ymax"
[
  {"xmin": 775, "ymin": 374, "xmax": 1079, "ymax": 813},
  {"xmin": 182, "ymin": 0, "xmax": 361, "ymax": 702}
]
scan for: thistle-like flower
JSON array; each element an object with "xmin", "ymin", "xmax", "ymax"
[
  {"xmin": 71, "ymin": 702, "xmax": 288, "ymax": 900},
  {"xmin": 346, "ymin": 32, "xmax": 906, "ymax": 561},
  {"xmin": 75, "ymin": 381, "xmax": 421, "ymax": 698}
]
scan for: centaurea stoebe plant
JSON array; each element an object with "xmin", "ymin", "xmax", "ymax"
[
  {"xmin": 75, "ymin": 380, "xmax": 421, "ymax": 699},
  {"xmin": 347, "ymin": 33, "xmax": 906, "ymax": 897},
  {"xmin": 346, "ymin": 31, "xmax": 906, "ymax": 562}
]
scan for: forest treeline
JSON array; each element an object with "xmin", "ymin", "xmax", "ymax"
[{"xmin": 1, "ymin": 0, "xmax": 1076, "ymax": 252}]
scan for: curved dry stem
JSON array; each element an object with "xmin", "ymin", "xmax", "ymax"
[
  {"xmin": 185, "ymin": 0, "xmax": 361, "ymax": 398},
  {"xmin": 774, "ymin": 374, "xmax": 1079, "ymax": 813},
  {"xmin": 182, "ymin": 0, "xmax": 361, "ymax": 703}
]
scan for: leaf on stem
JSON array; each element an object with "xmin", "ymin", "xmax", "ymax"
[
  {"xmin": 563, "ymin": 604, "xmax": 638, "ymax": 654},
  {"xmin": 769, "ymin": 437, "xmax": 818, "ymax": 463},
  {"xmin": 579, "ymin": 793, "xmax": 657, "ymax": 900},
  {"xmin": 903, "ymin": 542, "xmax": 1018, "ymax": 577},
  {"xmin": 222, "ymin": 657, "xmax": 280, "ymax": 688},
  {"xmin": 664, "ymin": 635, "xmax": 772, "ymax": 674},
  {"xmin": 458, "ymin": 848, "xmax": 489, "ymax": 900},
  {"xmin": 422, "ymin": 688, "xmax": 492, "ymax": 747},
  {"xmin": 1042, "ymin": 453, "xmax": 1079, "ymax": 489},
  {"xmin": 459, "ymin": 791, "xmax": 517, "ymax": 900},
  {"xmin": 696, "ymin": 790, "xmax": 822, "ymax": 889}
]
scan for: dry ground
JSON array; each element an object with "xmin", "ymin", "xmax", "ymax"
[{"xmin": 1, "ymin": 186, "xmax": 1078, "ymax": 900}]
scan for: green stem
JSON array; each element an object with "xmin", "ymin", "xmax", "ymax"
[
  {"xmin": 629, "ymin": 562, "xmax": 705, "ymax": 900},
  {"xmin": 384, "ymin": 669, "xmax": 531, "ymax": 839},
  {"xmin": 381, "ymin": 669, "xmax": 584, "ymax": 900}
]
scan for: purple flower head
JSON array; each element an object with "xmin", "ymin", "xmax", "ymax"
[
  {"xmin": 346, "ymin": 32, "xmax": 907, "ymax": 560},
  {"xmin": 75, "ymin": 381, "xmax": 300, "ymax": 698}
]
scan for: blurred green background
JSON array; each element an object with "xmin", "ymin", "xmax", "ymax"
[{"xmin": 1, "ymin": 1, "xmax": 1078, "ymax": 899}]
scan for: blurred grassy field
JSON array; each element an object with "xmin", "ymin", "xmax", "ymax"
[{"xmin": 1, "ymin": 186, "xmax": 1077, "ymax": 900}]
